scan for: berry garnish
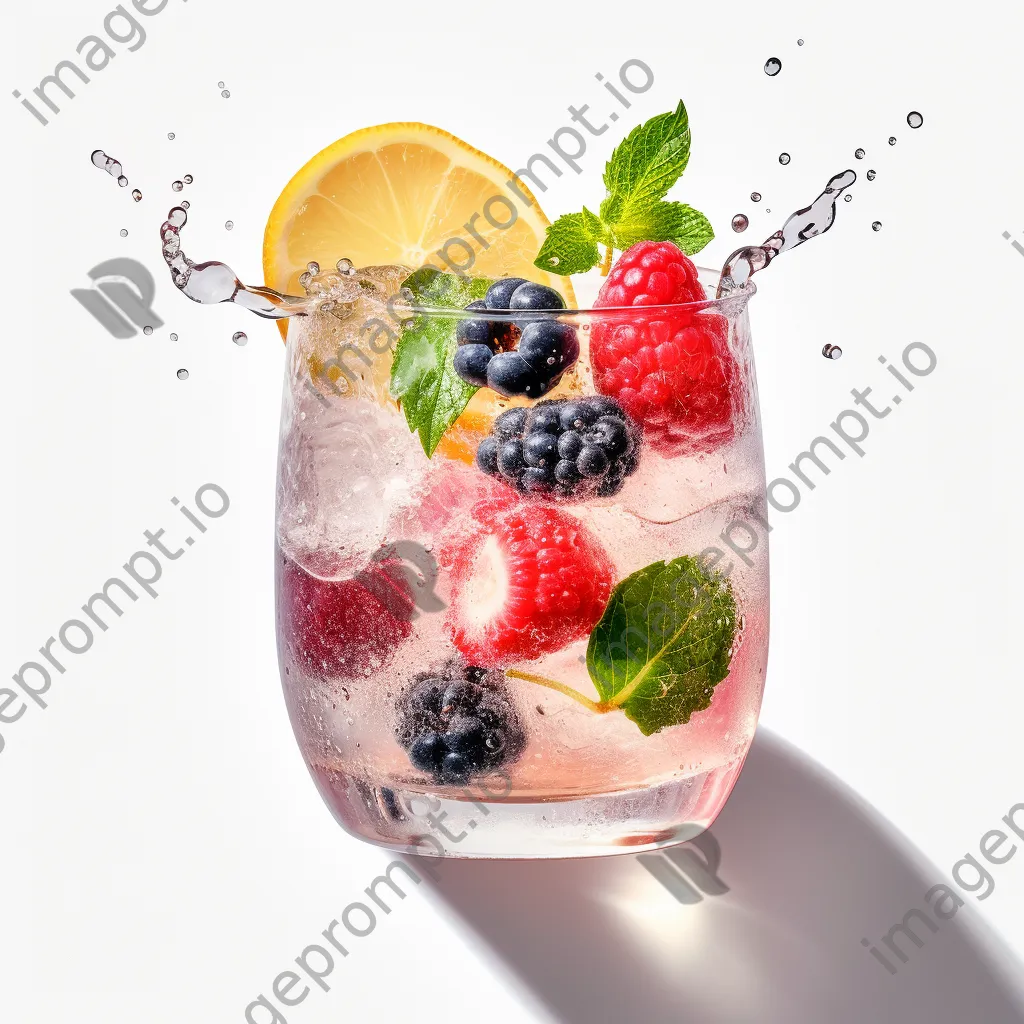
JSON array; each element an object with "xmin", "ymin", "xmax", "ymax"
[
  {"xmin": 452, "ymin": 277, "xmax": 577, "ymax": 398},
  {"xmin": 277, "ymin": 550, "xmax": 414, "ymax": 679},
  {"xmin": 591, "ymin": 240, "xmax": 738, "ymax": 455},
  {"xmin": 475, "ymin": 396, "xmax": 641, "ymax": 499},
  {"xmin": 441, "ymin": 500, "xmax": 613, "ymax": 665},
  {"xmin": 394, "ymin": 659, "xmax": 525, "ymax": 783}
]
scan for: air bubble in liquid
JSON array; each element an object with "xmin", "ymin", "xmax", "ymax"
[
  {"xmin": 750, "ymin": 191, "xmax": 762, "ymax": 202},
  {"xmin": 866, "ymin": 169, "xmax": 877, "ymax": 181},
  {"xmin": 119, "ymin": 228, "xmax": 128, "ymax": 237},
  {"xmin": 822, "ymin": 344, "xmax": 842, "ymax": 360},
  {"xmin": 177, "ymin": 368, "xmax": 189, "ymax": 380},
  {"xmin": 232, "ymin": 331, "xmax": 248, "ymax": 346},
  {"xmin": 183, "ymin": 174, "xmax": 193, "ymax": 184},
  {"xmin": 764, "ymin": 58, "xmax": 782, "ymax": 76},
  {"xmin": 143, "ymin": 325, "xmax": 153, "ymax": 336},
  {"xmin": 225, "ymin": 220, "xmax": 234, "ymax": 230},
  {"xmin": 872, "ymin": 221, "xmax": 882, "ymax": 231},
  {"xmin": 779, "ymin": 153, "xmax": 791, "ymax": 165},
  {"xmin": 907, "ymin": 111, "xmax": 923, "ymax": 129},
  {"xmin": 855, "ymin": 148, "xmax": 865, "ymax": 159},
  {"xmin": 888, "ymin": 136, "xmax": 896, "ymax": 146},
  {"xmin": 172, "ymin": 181, "xmax": 184, "ymax": 192},
  {"xmin": 731, "ymin": 213, "xmax": 749, "ymax": 232},
  {"xmin": 132, "ymin": 189, "xmax": 142, "ymax": 202}
]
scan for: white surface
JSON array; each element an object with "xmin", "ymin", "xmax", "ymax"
[{"xmin": 1, "ymin": 0, "xmax": 1022, "ymax": 1020}]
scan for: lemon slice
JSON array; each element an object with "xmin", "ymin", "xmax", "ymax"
[{"xmin": 263, "ymin": 122, "xmax": 574, "ymax": 317}]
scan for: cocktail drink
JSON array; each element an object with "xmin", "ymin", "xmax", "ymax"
[{"xmin": 161, "ymin": 103, "xmax": 855, "ymax": 857}]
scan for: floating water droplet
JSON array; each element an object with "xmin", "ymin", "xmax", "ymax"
[
  {"xmin": 765, "ymin": 208, "xmax": 771, "ymax": 213},
  {"xmin": 888, "ymin": 136, "xmax": 896, "ymax": 146},
  {"xmin": 180, "ymin": 200, "xmax": 189, "ymax": 209},
  {"xmin": 822, "ymin": 344, "xmax": 842, "ymax": 360},
  {"xmin": 232, "ymin": 331, "xmax": 248, "ymax": 346},
  {"xmin": 797, "ymin": 38, "xmax": 805, "ymax": 46},
  {"xmin": 750, "ymin": 191, "xmax": 762, "ymax": 202},
  {"xmin": 167, "ymin": 132, "xmax": 175, "ymax": 140},
  {"xmin": 117, "ymin": 176, "xmax": 128, "ymax": 187},
  {"xmin": 778, "ymin": 152, "xmax": 791, "ymax": 165},
  {"xmin": 731, "ymin": 213, "xmax": 749, "ymax": 232},
  {"xmin": 143, "ymin": 325, "xmax": 154, "ymax": 336},
  {"xmin": 549, "ymin": 256, "xmax": 560, "ymax": 266},
  {"xmin": 907, "ymin": 111, "xmax": 923, "ymax": 129},
  {"xmin": 169, "ymin": 333, "xmax": 178, "ymax": 342},
  {"xmin": 866, "ymin": 169, "xmax": 877, "ymax": 181},
  {"xmin": 764, "ymin": 57, "xmax": 782, "ymax": 76},
  {"xmin": 176, "ymin": 368, "xmax": 189, "ymax": 380},
  {"xmin": 221, "ymin": 89, "xmax": 231, "ymax": 98},
  {"xmin": 844, "ymin": 194, "xmax": 853, "ymax": 202},
  {"xmin": 225, "ymin": 220, "xmax": 234, "ymax": 230},
  {"xmin": 306, "ymin": 261, "xmax": 320, "ymax": 275},
  {"xmin": 871, "ymin": 221, "xmax": 882, "ymax": 231},
  {"xmin": 172, "ymin": 180, "xmax": 184, "ymax": 192},
  {"xmin": 183, "ymin": 174, "xmax": 193, "ymax": 184},
  {"xmin": 217, "ymin": 81, "xmax": 225, "ymax": 89},
  {"xmin": 854, "ymin": 148, "xmax": 865, "ymax": 159},
  {"xmin": 132, "ymin": 189, "xmax": 142, "ymax": 202},
  {"xmin": 119, "ymin": 228, "xmax": 128, "ymax": 237}
]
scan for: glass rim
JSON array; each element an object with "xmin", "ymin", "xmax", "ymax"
[{"xmin": 402, "ymin": 267, "xmax": 756, "ymax": 321}]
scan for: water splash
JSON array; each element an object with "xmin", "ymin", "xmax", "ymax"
[
  {"xmin": 225, "ymin": 220, "xmax": 234, "ymax": 230},
  {"xmin": 866, "ymin": 169, "xmax": 877, "ymax": 181},
  {"xmin": 168, "ymin": 133, "xmax": 175, "ymax": 141},
  {"xmin": 218, "ymin": 81, "xmax": 231, "ymax": 98},
  {"xmin": 91, "ymin": 150, "xmax": 130, "ymax": 189},
  {"xmin": 750, "ymin": 191, "xmax": 762, "ymax": 202},
  {"xmin": 871, "ymin": 221, "xmax": 882, "ymax": 231},
  {"xmin": 172, "ymin": 180, "xmax": 184, "ymax": 192},
  {"xmin": 119, "ymin": 228, "xmax": 128, "ymax": 237},
  {"xmin": 822, "ymin": 344, "xmax": 842, "ymax": 360},
  {"xmin": 232, "ymin": 331, "xmax": 248, "ymax": 346},
  {"xmin": 170, "ymin": 333, "xmax": 178, "ymax": 341},
  {"xmin": 907, "ymin": 111, "xmax": 923, "ymax": 128},
  {"xmin": 177, "ymin": 368, "xmax": 189, "ymax": 380},
  {"xmin": 854, "ymin": 148, "xmax": 865, "ymax": 159},
  {"xmin": 779, "ymin": 152, "xmax": 791, "ymax": 165},
  {"xmin": 717, "ymin": 169, "xmax": 857, "ymax": 297},
  {"xmin": 143, "ymin": 325, "xmax": 154, "ymax": 336},
  {"xmin": 888, "ymin": 136, "xmax": 897, "ymax": 146},
  {"xmin": 132, "ymin": 189, "xmax": 142, "ymax": 202},
  {"xmin": 184, "ymin": 174, "xmax": 194, "ymax": 184},
  {"xmin": 764, "ymin": 58, "xmax": 782, "ymax": 76},
  {"xmin": 731, "ymin": 214, "xmax": 749, "ymax": 232}
]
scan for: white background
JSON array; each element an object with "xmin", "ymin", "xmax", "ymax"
[{"xmin": 2, "ymin": 0, "xmax": 1023, "ymax": 1021}]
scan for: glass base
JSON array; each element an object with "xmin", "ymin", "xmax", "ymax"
[{"xmin": 310, "ymin": 758, "xmax": 745, "ymax": 859}]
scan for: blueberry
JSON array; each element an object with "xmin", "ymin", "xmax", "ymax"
[
  {"xmin": 476, "ymin": 436, "xmax": 499, "ymax": 475},
  {"xmin": 409, "ymin": 732, "xmax": 445, "ymax": 772},
  {"xmin": 556, "ymin": 430, "xmax": 584, "ymax": 460},
  {"xmin": 558, "ymin": 401, "xmax": 599, "ymax": 431},
  {"xmin": 494, "ymin": 407, "xmax": 529, "ymax": 438},
  {"xmin": 522, "ymin": 467, "xmax": 553, "ymax": 491},
  {"xmin": 441, "ymin": 752, "xmax": 471, "ymax": 782},
  {"xmin": 554, "ymin": 459, "xmax": 581, "ymax": 485},
  {"xmin": 453, "ymin": 344, "xmax": 494, "ymax": 387},
  {"xmin": 509, "ymin": 282, "xmax": 566, "ymax": 312},
  {"xmin": 487, "ymin": 352, "xmax": 546, "ymax": 397},
  {"xmin": 484, "ymin": 277, "xmax": 529, "ymax": 309},
  {"xmin": 585, "ymin": 416, "xmax": 631, "ymax": 457},
  {"xmin": 578, "ymin": 445, "xmax": 610, "ymax": 477},
  {"xmin": 442, "ymin": 680, "xmax": 481, "ymax": 715},
  {"xmin": 456, "ymin": 317, "xmax": 496, "ymax": 347},
  {"xmin": 584, "ymin": 395, "xmax": 625, "ymax": 419},
  {"xmin": 527, "ymin": 403, "xmax": 562, "ymax": 434},
  {"xmin": 497, "ymin": 439, "xmax": 526, "ymax": 478},
  {"xmin": 465, "ymin": 300, "xmax": 488, "ymax": 312},
  {"xmin": 518, "ymin": 322, "xmax": 579, "ymax": 374},
  {"xmin": 523, "ymin": 432, "xmax": 558, "ymax": 467},
  {"xmin": 444, "ymin": 715, "xmax": 485, "ymax": 754}
]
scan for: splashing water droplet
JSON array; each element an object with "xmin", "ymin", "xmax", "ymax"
[
  {"xmin": 183, "ymin": 174, "xmax": 193, "ymax": 184},
  {"xmin": 866, "ymin": 169, "xmax": 877, "ymax": 181},
  {"xmin": 217, "ymin": 81, "xmax": 225, "ymax": 88},
  {"xmin": 765, "ymin": 208, "xmax": 771, "ymax": 213},
  {"xmin": 844, "ymin": 194, "xmax": 853, "ymax": 202},
  {"xmin": 778, "ymin": 152, "xmax": 791, "ymax": 165},
  {"xmin": 132, "ymin": 189, "xmax": 142, "ymax": 202},
  {"xmin": 888, "ymin": 136, "xmax": 897, "ymax": 146},
  {"xmin": 172, "ymin": 180, "xmax": 184, "ymax": 192},
  {"xmin": 225, "ymin": 220, "xmax": 234, "ymax": 230},
  {"xmin": 232, "ymin": 331, "xmax": 248, "ymax": 346},
  {"xmin": 797, "ymin": 38, "xmax": 805, "ymax": 46},
  {"xmin": 118, "ymin": 176, "xmax": 128, "ymax": 187},
  {"xmin": 872, "ymin": 221, "xmax": 882, "ymax": 231},
  {"xmin": 181, "ymin": 201, "xmax": 189, "ymax": 209},
  {"xmin": 549, "ymin": 256, "xmax": 560, "ymax": 266},
  {"xmin": 764, "ymin": 57, "xmax": 782, "ymax": 76},
  {"xmin": 907, "ymin": 111, "xmax": 923, "ymax": 129},
  {"xmin": 221, "ymin": 89, "xmax": 231, "ymax": 98},
  {"xmin": 170, "ymin": 333, "xmax": 178, "ymax": 341},
  {"xmin": 168, "ymin": 132, "xmax": 175, "ymax": 140},
  {"xmin": 177, "ymin": 368, "xmax": 189, "ymax": 380},
  {"xmin": 822, "ymin": 344, "xmax": 842, "ymax": 360},
  {"xmin": 306, "ymin": 261, "xmax": 320, "ymax": 275},
  {"xmin": 854, "ymin": 148, "xmax": 865, "ymax": 159},
  {"xmin": 143, "ymin": 325, "xmax": 154, "ymax": 336},
  {"xmin": 731, "ymin": 213, "xmax": 749, "ymax": 232},
  {"xmin": 750, "ymin": 191, "xmax": 762, "ymax": 203},
  {"xmin": 119, "ymin": 228, "xmax": 128, "ymax": 237}
]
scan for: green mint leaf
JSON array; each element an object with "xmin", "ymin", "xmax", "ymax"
[
  {"xmin": 601, "ymin": 100, "xmax": 692, "ymax": 227},
  {"xmin": 389, "ymin": 268, "xmax": 492, "ymax": 457},
  {"xmin": 533, "ymin": 208, "xmax": 608, "ymax": 276},
  {"xmin": 600, "ymin": 200, "xmax": 714, "ymax": 256},
  {"xmin": 586, "ymin": 555, "xmax": 737, "ymax": 736}
]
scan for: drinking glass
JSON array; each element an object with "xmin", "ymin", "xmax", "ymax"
[{"xmin": 275, "ymin": 266, "xmax": 767, "ymax": 858}]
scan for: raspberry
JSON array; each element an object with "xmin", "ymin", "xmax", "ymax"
[
  {"xmin": 441, "ymin": 500, "xmax": 613, "ymax": 666},
  {"xmin": 277, "ymin": 550, "xmax": 414, "ymax": 679},
  {"xmin": 591, "ymin": 241, "xmax": 738, "ymax": 455}
]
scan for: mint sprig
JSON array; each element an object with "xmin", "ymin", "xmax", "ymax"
[
  {"xmin": 389, "ymin": 267, "xmax": 493, "ymax": 457},
  {"xmin": 534, "ymin": 100, "xmax": 713, "ymax": 276}
]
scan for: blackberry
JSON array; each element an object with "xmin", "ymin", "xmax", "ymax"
[
  {"xmin": 451, "ymin": 277, "xmax": 578, "ymax": 397},
  {"xmin": 475, "ymin": 395, "xmax": 642, "ymax": 500},
  {"xmin": 395, "ymin": 660, "xmax": 525, "ymax": 784}
]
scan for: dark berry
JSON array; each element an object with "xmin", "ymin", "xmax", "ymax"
[
  {"xmin": 558, "ymin": 401, "xmax": 599, "ymax": 431},
  {"xmin": 523, "ymin": 431, "xmax": 558, "ymax": 467},
  {"xmin": 456, "ymin": 317, "xmax": 497, "ymax": 347},
  {"xmin": 453, "ymin": 344, "xmax": 494, "ymax": 387},
  {"xmin": 484, "ymin": 277, "xmax": 529, "ymax": 309},
  {"xmin": 521, "ymin": 466, "xmax": 554, "ymax": 491},
  {"xmin": 509, "ymin": 282, "xmax": 566, "ymax": 312},
  {"xmin": 578, "ymin": 445, "xmax": 610, "ymax": 476},
  {"xmin": 528, "ymin": 403, "xmax": 561, "ymax": 434},
  {"xmin": 497, "ymin": 438, "xmax": 526, "ymax": 477},
  {"xmin": 556, "ymin": 430, "xmax": 583, "ymax": 461},
  {"xmin": 518, "ymin": 321, "xmax": 580, "ymax": 374},
  {"xmin": 585, "ymin": 416, "xmax": 630, "ymax": 457},
  {"xmin": 395, "ymin": 660, "xmax": 525, "ymax": 784},
  {"xmin": 554, "ymin": 459, "xmax": 581, "ymax": 485},
  {"xmin": 493, "ymin": 407, "xmax": 529, "ymax": 438},
  {"xmin": 476, "ymin": 436, "xmax": 499, "ymax": 475},
  {"xmin": 487, "ymin": 352, "xmax": 549, "ymax": 398}
]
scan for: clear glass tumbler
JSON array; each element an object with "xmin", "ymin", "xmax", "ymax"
[{"xmin": 275, "ymin": 265, "xmax": 767, "ymax": 858}]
